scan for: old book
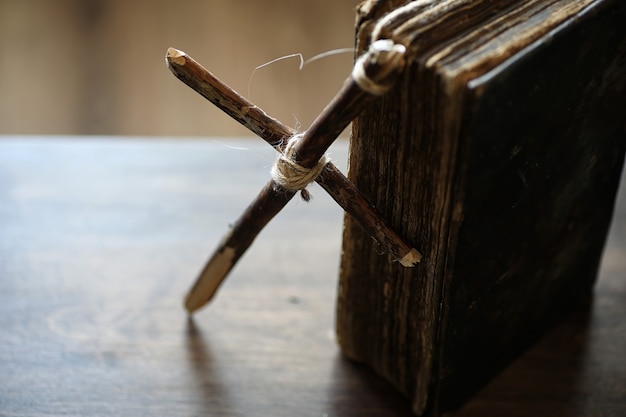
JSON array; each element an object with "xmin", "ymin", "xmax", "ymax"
[{"xmin": 337, "ymin": 0, "xmax": 626, "ymax": 415}]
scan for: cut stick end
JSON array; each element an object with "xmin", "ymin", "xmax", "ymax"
[
  {"xmin": 166, "ymin": 47, "xmax": 187, "ymax": 66},
  {"xmin": 183, "ymin": 275, "xmax": 219, "ymax": 314},
  {"xmin": 184, "ymin": 293, "xmax": 205, "ymax": 315},
  {"xmin": 399, "ymin": 248, "xmax": 422, "ymax": 267},
  {"xmin": 183, "ymin": 246, "xmax": 237, "ymax": 314},
  {"xmin": 184, "ymin": 284, "xmax": 216, "ymax": 314}
]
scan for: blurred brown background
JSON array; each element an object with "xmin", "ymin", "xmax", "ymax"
[{"xmin": 0, "ymin": 0, "xmax": 358, "ymax": 137}]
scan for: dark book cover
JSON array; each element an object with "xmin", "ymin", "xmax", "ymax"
[{"xmin": 337, "ymin": 0, "xmax": 626, "ymax": 414}]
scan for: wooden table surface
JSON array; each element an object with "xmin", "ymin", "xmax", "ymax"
[{"xmin": 1, "ymin": 137, "xmax": 624, "ymax": 417}]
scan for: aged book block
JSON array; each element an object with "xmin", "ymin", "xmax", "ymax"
[{"xmin": 337, "ymin": 0, "xmax": 626, "ymax": 415}]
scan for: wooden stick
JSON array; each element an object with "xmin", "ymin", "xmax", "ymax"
[
  {"xmin": 167, "ymin": 47, "xmax": 420, "ymax": 266},
  {"xmin": 183, "ymin": 180, "xmax": 297, "ymax": 314},
  {"xmin": 166, "ymin": 48, "xmax": 293, "ymax": 146},
  {"xmin": 167, "ymin": 43, "xmax": 421, "ymax": 313}
]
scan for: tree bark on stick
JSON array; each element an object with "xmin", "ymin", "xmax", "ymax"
[
  {"xmin": 167, "ymin": 48, "xmax": 420, "ymax": 269},
  {"xmin": 171, "ymin": 41, "xmax": 421, "ymax": 313}
]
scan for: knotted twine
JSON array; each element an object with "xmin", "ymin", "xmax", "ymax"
[{"xmin": 271, "ymin": 134, "xmax": 330, "ymax": 201}]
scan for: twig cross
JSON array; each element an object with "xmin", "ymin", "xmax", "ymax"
[{"xmin": 166, "ymin": 40, "xmax": 422, "ymax": 314}]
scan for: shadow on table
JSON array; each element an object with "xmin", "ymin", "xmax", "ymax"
[
  {"xmin": 327, "ymin": 298, "xmax": 595, "ymax": 417},
  {"xmin": 456, "ymin": 298, "xmax": 597, "ymax": 417},
  {"xmin": 185, "ymin": 318, "xmax": 235, "ymax": 412},
  {"xmin": 182, "ymin": 296, "xmax": 610, "ymax": 417},
  {"xmin": 327, "ymin": 354, "xmax": 415, "ymax": 416}
]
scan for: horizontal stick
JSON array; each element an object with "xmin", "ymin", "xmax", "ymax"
[{"xmin": 167, "ymin": 45, "xmax": 421, "ymax": 313}]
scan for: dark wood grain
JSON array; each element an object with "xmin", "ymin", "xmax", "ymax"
[{"xmin": 0, "ymin": 137, "xmax": 624, "ymax": 416}]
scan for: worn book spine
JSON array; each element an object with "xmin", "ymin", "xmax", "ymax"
[{"xmin": 337, "ymin": 0, "xmax": 626, "ymax": 415}]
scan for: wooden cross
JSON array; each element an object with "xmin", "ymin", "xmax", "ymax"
[{"xmin": 166, "ymin": 40, "xmax": 422, "ymax": 314}]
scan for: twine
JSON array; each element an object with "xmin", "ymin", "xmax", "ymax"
[
  {"xmin": 271, "ymin": 134, "xmax": 330, "ymax": 201},
  {"xmin": 352, "ymin": 58, "xmax": 391, "ymax": 96},
  {"xmin": 351, "ymin": 39, "xmax": 406, "ymax": 96}
]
